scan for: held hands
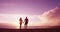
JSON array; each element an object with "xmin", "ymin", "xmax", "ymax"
[{"xmin": 23, "ymin": 22, "xmax": 24, "ymax": 23}]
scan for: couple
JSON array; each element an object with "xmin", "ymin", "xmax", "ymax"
[{"xmin": 19, "ymin": 17, "xmax": 28, "ymax": 29}]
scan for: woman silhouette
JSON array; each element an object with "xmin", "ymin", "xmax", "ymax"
[{"xmin": 19, "ymin": 17, "xmax": 23, "ymax": 29}]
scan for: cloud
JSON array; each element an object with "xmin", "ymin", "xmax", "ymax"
[
  {"xmin": 40, "ymin": 7, "xmax": 60, "ymax": 26},
  {"xmin": 0, "ymin": 23, "xmax": 18, "ymax": 29}
]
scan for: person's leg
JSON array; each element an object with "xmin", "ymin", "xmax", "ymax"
[
  {"xmin": 24, "ymin": 24, "xmax": 27, "ymax": 29},
  {"xmin": 20, "ymin": 24, "xmax": 21, "ymax": 29},
  {"xmin": 24, "ymin": 23, "xmax": 28, "ymax": 29}
]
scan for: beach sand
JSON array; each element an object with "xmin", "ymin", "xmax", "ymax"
[{"xmin": 0, "ymin": 27, "xmax": 60, "ymax": 32}]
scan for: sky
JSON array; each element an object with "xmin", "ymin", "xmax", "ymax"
[
  {"xmin": 0, "ymin": 0, "xmax": 60, "ymax": 15},
  {"xmin": 0, "ymin": 0, "xmax": 60, "ymax": 29}
]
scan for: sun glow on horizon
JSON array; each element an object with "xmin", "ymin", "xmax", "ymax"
[
  {"xmin": 0, "ymin": 14, "xmax": 42, "ymax": 27},
  {"xmin": 0, "ymin": 12, "xmax": 60, "ymax": 29}
]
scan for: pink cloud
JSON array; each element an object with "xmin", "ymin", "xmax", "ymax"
[{"xmin": 40, "ymin": 7, "xmax": 60, "ymax": 26}]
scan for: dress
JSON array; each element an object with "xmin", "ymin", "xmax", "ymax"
[{"xmin": 19, "ymin": 19, "xmax": 22, "ymax": 25}]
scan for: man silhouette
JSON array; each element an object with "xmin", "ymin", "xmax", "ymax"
[{"xmin": 24, "ymin": 17, "xmax": 29, "ymax": 29}]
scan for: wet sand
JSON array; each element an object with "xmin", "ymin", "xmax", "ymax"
[{"xmin": 0, "ymin": 27, "xmax": 60, "ymax": 32}]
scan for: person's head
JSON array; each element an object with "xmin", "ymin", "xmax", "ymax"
[
  {"xmin": 20, "ymin": 17, "xmax": 22, "ymax": 20},
  {"xmin": 26, "ymin": 17, "xmax": 27, "ymax": 19}
]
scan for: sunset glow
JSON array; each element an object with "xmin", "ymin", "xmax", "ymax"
[{"xmin": 0, "ymin": 0, "xmax": 60, "ymax": 29}]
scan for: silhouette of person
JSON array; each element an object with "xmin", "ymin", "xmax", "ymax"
[
  {"xmin": 19, "ymin": 17, "xmax": 23, "ymax": 29},
  {"xmin": 24, "ymin": 17, "xmax": 29, "ymax": 29}
]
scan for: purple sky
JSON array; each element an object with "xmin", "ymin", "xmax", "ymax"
[{"xmin": 0, "ymin": 0, "xmax": 60, "ymax": 15}]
